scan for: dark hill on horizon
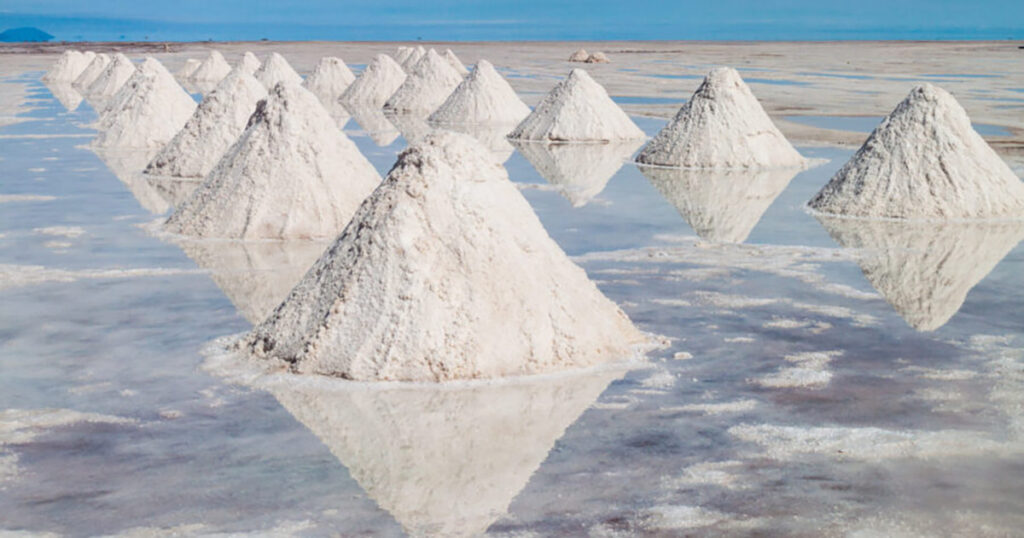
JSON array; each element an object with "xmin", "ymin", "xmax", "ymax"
[{"xmin": 0, "ymin": 27, "xmax": 55, "ymax": 42}]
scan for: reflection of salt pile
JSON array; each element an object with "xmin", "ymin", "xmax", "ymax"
[
  {"xmin": 245, "ymin": 133, "xmax": 645, "ymax": 381},
  {"xmin": 637, "ymin": 67, "xmax": 805, "ymax": 169},
  {"xmin": 508, "ymin": 69, "xmax": 645, "ymax": 142},
  {"xmin": 569, "ymin": 48, "xmax": 589, "ymax": 62},
  {"xmin": 189, "ymin": 50, "xmax": 231, "ymax": 82},
  {"xmin": 816, "ymin": 217, "xmax": 1024, "ymax": 331},
  {"xmin": 84, "ymin": 53, "xmax": 135, "ymax": 100},
  {"xmin": 302, "ymin": 56, "xmax": 355, "ymax": 112},
  {"xmin": 91, "ymin": 147, "xmax": 171, "ymax": 214},
  {"xmin": 443, "ymin": 48, "xmax": 469, "ymax": 75},
  {"xmin": 146, "ymin": 176, "xmax": 201, "ymax": 209},
  {"xmin": 514, "ymin": 139, "xmax": 643, "ymax": 206},
  {"xmin": 236, "ymin": 51, "xmax": 261, "ymax": 75},
  {"xmin": 400, "ymin": 45, "xmax": 426, "ymax": 72},
  {"xmin": 254, "ymin": 53, "xmax": 303, "ymax": 89},
  {"xmin": 176, "ymin": 240, "xmax": 328, "ymax": 323},
  {"xmin": 340, "ymin": 54, "xmax": 406, "ymax": 107},
  {"xmin": 93, "ymin": 58, "xmax": 196, "ymax": 149},
  {"xmin": 383, "ymin": 49, "xmax": 465, "ymax": 115},
  {"xmin": 73, "ymin": 53, "xmax": 111, "ymax": 88},
  {"xmin": 165, "ymin": 83, "xmax": 380, "ymax": 239},
  {"xmin": 175, "ymin": 58, "xmax": 201, "ymax": 80},
  {"xmin": 45, "ymin": 82, "xmax": 83, "ymax": 111},
  {"xmin": 387, "ymin": 113, "xmax": 434, "ymax": 145},
  {"xmin": 347, "ymin": 106, "xmax": 401, "ymax": 146},
  {"xmin": 145, "ymin": 69, "xmax": 267, "ymax": 179},
  {"xmin": 42, "ymin": 50, "xmax": 95, "ymax": 82},
  {"xmin": 442, "ymin": 123, "xmax": 516, "ymax": 163},
  {"xmin": 428, "ymin": 59, "xmax": 530, "ymax": 125},
  {"xmin": 809, "ymin": 84, "xmax": 1024, "ymax": 218},
  {"xmin": 641, "ymin": 166, "xmax": 799, "ymax": 243}
]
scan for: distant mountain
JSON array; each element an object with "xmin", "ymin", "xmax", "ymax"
[{"xmin": 0, "ymin": 27, "xmax": 55, "ymax": 42}]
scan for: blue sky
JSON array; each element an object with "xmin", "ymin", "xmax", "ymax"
[{"xmin": 3, "ymin": 1, "xmax": 1023, "ymax": 41}]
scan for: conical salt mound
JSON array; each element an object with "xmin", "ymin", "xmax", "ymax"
[
  {"xmin": 243, "ymin": 132, "xmax": 646, "ymax": 381},
  {"xmin": 428, "ymin": 59, "xmax": 530, "ymax": 125},
  {"xmin": 73, "ymin": 53, "xmax": 111, "ymax": 88},
  {"xmin": 513, "ymin": 139, "xmax": 643, "ymax": 207},
  {"xmin": 400, "ymin": 46, "xmax": 426, "ymax": 72},
  {"xmin": 165, "ymin": 82, "xmax": 381, "ymax": 240},
  {"xmin": 569, "ymin": 48, "xmax": 589, "ymax": 62},
  {"xmin": 254, "ymin": 53, "xmax": 302, "ymax": 89},
  {"xmin": 636, "ymin": 67, "xmax": 806, "ymax": 169},
  {"xmin": 145, "ymin": 68, "xmax": 268, "ymax": 179},
  {"xmin": 190, "ymin": 50, "xmax": 231, "ymax": 82},
  {"xmin": 340, "ymin": 54, "xmax": 407, "ymax": 107},
  {"xmin": 93, "ymin": 58, "xmax": 196, "ymax": 149},
  {"xmin": 174, "ymin": 58, "xmax": 201, "ymax": 80},
  {"xmin": 394, "ymin": 46, "xmax": 414, "ymax": 65},
  {"xmin": 808, "ymin": 84, "xmax": 1024, "ymax": 219},
  {"xmin": 42, "ymin": 50, "xmax": 94, "ymax": 82},
  {"xmin": 816, "ymin": 217, "xmax": 1024, "ymax": 331},
  {"xmin": 302, "ymin": 56, "xmax": 356, "ymax": 106},
  {"xmin": 84, "ymin": 53, "xmax": 135, "ymax": 100},
  {"xmin": 444, "ymin": 48, "xmax": 469, "ymax": 75},
  {"xmin": 508, "ymin": 69, "xmax": 645, "ymax": 142},
  {"xmin": 235, "ymin": 51, "xmax": 261, "ymax": 76},
  {"xmin": 641, "ymin": 166, "xmax": 799, "ymax": 243},
  {"xmin": 383, "ymin": 49, "xmax": 464, "ymax": 116}
]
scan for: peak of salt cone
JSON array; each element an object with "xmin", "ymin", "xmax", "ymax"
[
  {"xmin": 636, "ymin": 67, "xmax": 805, "ymax": 169},
  {"xmin": 84, "ymin": 53, "xmax": 135, "ymax": 99},
  {"xmin": 174, "ymin": 58, "xmax": 201, "ymax": 80},
  {"xmin": 236, "ymin": 51, "xmax": 261, "ymax": 76},
  {"xmin": 243, "ymin": 131, "xmax": 646, "ymax": 381},
  {"xmin": 254, "ymin": 53, "xmax": 303, "ymax": 89},
  {"xmin": 428, "ymin": 59, "xmax": 530, "ymax": 125},
  {"xmin": 190, "ymin": 50, "xmax": 231, "ymax": 82},
  {"xmin": 42, "ymin": 50, "xmax": 95, "ymax": 82},
  {"xmin": 508, "ymin": 68, "xmax": 645, "ymax": 142},
  {"xmin": 93, "ymin": 57, "xmax": 196, "ymax": 149},
  {"xmin": 165, "ymin": 82, "xmax": 381, "ymax": 240},
  {"xmin": 513, "ymin": 139, "xmax": 642, "ymax": 207},
  {"xmin": 443, "ymin": 48, "xmax": 469, "ymax": 75},
  {"xmin": 340, "ymin": 54, "xmax": 407, "ymax": 108},
  {"xmin": 302, "ymin": 56, "xmax": 356, "ymax": 106},
  {"xmin": 400, "ymin": 45, "xmax": 427, "ymax": 72},
  {"xmin": 383, "ymin": 49, "xmax": 464, "ymax": 115},
  {"xmin": 73, "ymin": 53, "xmax": 111, "ymax": 88},
  {"xmin": 809, "ymin": 84, "xmax": 1024, "ymax": 219},
  {"xmin": 145, "ymin": 68, "xmax": 267, "ymax": 179},
  {"xmin": 569, "ymin": 48, "xmax": 589, "ymax": 62},
  {"xmin": 394, "ymin": 46, "xmax": 414, "ymax": 64}
]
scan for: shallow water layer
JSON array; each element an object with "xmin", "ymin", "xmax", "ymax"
[
  {"xmin": 785, "ymin": 114, "xmax": 1013, "ymax": 137},
  {"xmin": 1, "ymin": 72, "xmax": 1024, "ymax": 536}
]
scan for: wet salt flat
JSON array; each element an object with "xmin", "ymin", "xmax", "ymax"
[{"xmin": 2, "ymin": 70, "xmax": 1024, "ymax": 536}]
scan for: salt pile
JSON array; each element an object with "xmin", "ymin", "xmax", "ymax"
[
  {"xmin": 236, "ymin": 51, "xmax": 261, "ymax": 75},
  {"xmin": 395, "ymin": 46, "xmax": 414, "ymax": 65},
  {"xmin": 73, "ymin": 53, "xmax": 111, "ymax": 88},
  {"xmin": 189, "ymin": 50, "xmax": 231, "ymax": 82},
  {"xmin": 174, "ymin": 58, "xmax": 201, "ymax": 80},
  {"xmin": 339, "ymin": 54, "xmax": 407, "ymax": 107},
  {"xmin": 302, "ymin": 56, "xmax": 356, "ymax": 106},
  {"xmin": 145, "ymin": 68, "xmax": 268, "ymax": 179},
  {"xmin": 254, "ymin": 53, "xmax": 303, "ymax": 89},
  {"xmin": 585, "ymin": 52, "xmax": 610, "ymax": 64},
  {"xmin": 93, "ymin": 58, "xmax": 197, "ymax": 149},
  {"xmin": 384, "ymin": 49, "xmax": 465, "ymax": 115},
  {"xmin": 42, "ymin": 50, "xmax": 95, "ymax": 82},
  {"xmin": 165, "ymin": 82, "xmax": 381, "ymax": 240},
  {"xmin": 243, "ymin": 132, "xmax": 646, "ymax": 381},
  {"xmin": 45, "ymin": 82, "xmax": 83, "ymax": 111},
  {"xmin": 400, "ymin": 46, "xmax": 427, "ymax": 72},
  {"xmin": 636, "ymin": 67, "xmax": 805, "ymax": 169},
  {"xmin": 508, "ymin": 69, "xmax": 645, "ymax": 142},
  {"xmin": 808, "ymin": 84, "xmax": 1024, "ymax": 219},
  {"xmin": 569, "ymin": 48, "xmax": 589, "ymax": 62},
  {"xmin": 84, "ymin": 53, "xmax": 135, "ymax": 99},
  {"xmin": 513, "ymin": 139, "xmax": 642, "ymax": 206},
  {"xmin": 428, "ymin": 59, "xmax": 530, "ymax": 125},
  {"xmin": 443, "ymin": 48, "xmax": 469, "ymax": 75}
]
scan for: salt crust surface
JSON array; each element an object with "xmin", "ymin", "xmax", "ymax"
[
  {"xmin": 93, "ymin": 58, "xmax": 196, "ymax": 149},
  {"xmin": 383, "ymin": 49, "xmax": 465, "ymax": 115},
  {"xmin": 428, "ymin": 59, "xmax": 530, "ymax": 126},
  {"xmin": 339, "ymin": 54, "xmax": 406, "ymax": 108},
  {"xmin": 254, "ymin": 52, "xmax": 303, "ymax": 90}
]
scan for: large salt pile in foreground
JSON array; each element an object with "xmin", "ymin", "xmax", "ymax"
[
  {"xmin": 93, "ymin": 58, "xmax": 196, "ymax": 149},
  {"xmin": 243, "ymin": 132, "xmax": 646, "ymax": 381},
  {"xmin": 145, "ymin": 69, "xmax": 267, "ymax": 179},
  {"xmin": 165, "ymin": 82, "xmax": 381, "ymax": 239},
  {"xmin": 383, "ymin": 49, "xmax": 465, "ymax": 115},
  {"xmin": 428, "ymin": 60, "xmax": 530, "ymax": 125},
  {"xmin": 443, "ymin": 49, "xmax": 469, "ymax": 75},
  {"xmin": 400, "ymin": 46, "xmax": 427, "ymax": 72},
  {"xmin": 809, "ymin": 84, "xmax": 1024, "ymax": 219},
  {"xmin": 340, "ymin": 54, "xmax": 407, "ymax": 108},
  {"xmin": 73, "ymin": 53, "xmax": 111, "ymax": 88},
  {"xmin": 190, "ymin": 50, "xmax": 231, "ymax": 82},
  {"xmin": 85, "ymin": 53, "xmax": 135, "ymax": 99},
  {"xmin": 508, "ymin": 69, "xmax": 645, "ymax": 142},
  {"xmin": 254, "ymin": 53, "xmax": 303, "ymax": 89},
  {"xmin": 302, "ymin": 56, "xmax": 355, "ymax": 106},
  {"xmin": 42, "ymin": 50, "xmax": 95, "ymax": 82},
  {"xmin": 236, "ymin": 52, "xmax": 261, "ymax": 75},
  {"xmin": 636, "ymin": 67, "xmax": 806, "ymax": 169},
  {"xmin": 174, "ymin": 58, "xmax": 201, "ymax": 80}
]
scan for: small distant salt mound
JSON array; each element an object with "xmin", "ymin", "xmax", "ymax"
[
  {"xmin": 93, "ymin": 57, "xmax": 196, "ymax": 149},
  {"xmin": 84, "ymin": 53, "xmax": 135, "ymax": 100},
  {"xmin": 236, "ymin": 51, "xmax": 261, "ymax": 76},
  {"xmin": 400, "ymin": 46, "xmax": 427, "ymax": 72},
  {"xmin": 340, "ymin": 54, "xmax": 407, "ymax": 108},
  {"xmin": 636, "ymin": 67, "xmax": 805, "ymax": 169},
  {"xmin": 174, "ymin": 58, "xmax": 201, "ymax": 80},
  {"xmin": 42, "ymin": 50, "xmax": 95, "ymax": 82},
  {"xmin": 568, "ymin": 48, "xmax": 589, "ymax": 62},
  {"xmin": 383, "ymin": 49, "xmax": 464, "ymax": 116},
  {"xmin": 254, "ymin": 53, "xmax": 303, "ymax": 89},
  {"xmin": 585, "ymin": 51, "xmax": 610, "ymax": 64},
  {"xmin": 165, "ymin": 82, "xmax": 381, "ymax": 240},
  {"xmin": 145, "ymin": 69, "xmax": 267, "ymax": 179},
  {"xmin": 513, "ymin": 139, "xmax": 642, "ymax": 206},
  {"xmin": 190, "ymin": 50, "xmax": 231, "ymax": 82},
  {"xmin": 347, "ymin": 106, "xmax": 401, "ymax": 146},
  {"xmin": 429, "ymin": 59, "xmax": 530, "ymax": 125},
  {"xmin": 394, "ymin": 46, "xmax": 414, "ymax": 65},
  {"xmin": 443, "ymin": 48, "xmax": 469, "ymax": 75},
  {"xmin": 73, "ymin": 53, "xmax": 111, "ymax": 88},
  {"xmin": 243, "ymin": 132, "xmax": 646, "ymax": 381},
  {"xmin": 302, "ymin": 56, "xmax": 356, "ymax": 106},
  {"xmin": 508, "ymin": 68, "xmax": 645, "ymax": 142},
  {"xmin": 809, "ymin": 84, "xmax": 1024, "ymax": 219}
]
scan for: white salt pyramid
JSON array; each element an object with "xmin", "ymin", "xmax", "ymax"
[
  {"xmin": 636, "ymin": 67, "xmax": 805, "ymax": 169},
  {"xmin": 254, "ymin": 53, "xmax": 302, "ymax": 89},
  {"xmin": 383, "ymin": 49, "xmax": 464, "ymax": 115},
  {"xmin": 443, "ymin": 48, "xmax": 469, "ymax": 75},
  {"xmin": 145, "ymin": 68, "xmax": 267, "ymax": 179},
  {"xmin": 394, "ymin": 46, "xmax": 414, "ymax": 65},
  {"xmin": 302, "ymin": 56, "xmax": 355, "ymax": 106},
  {"xmin": 165, "ymin": 82, "xmax": 381, "ymax": 240},
  {"xmin": 514, "ymin": 139, "xmax": 642, "ymax": 207},
  {"xmin": 428, "ymin": 59, "xmax": 530, "ymax": 125},
  {"xmin": 42, "ymin": 50, "xmax": 94, "ymax": 82},
  {"xmin": 85, "ymin": 53, "xmax": 135, "ymax": 99},
  {"xmin": 508, "ymin": 69, "xmax": 645, "ymax": 142},
  {"xmin": 93, "ymin": 58, "xmax": 196, "ymax": 149},
  {"xmin": 400, "ymin": 45, "xmax": 426, "ymax": 72},
  {"xmin": 73, "ymin": 53, "xmax": 111, "ymax": 88},
  {"xmin": 339, "ymin": 54, "xmax": 407, "ymax": 108},
  {"xmin": 569, "ymin": 48, "xmax": 589, "ymax": 62},
  {"xmin": 243, "ymin": 132, "xmax": 646, "ymax": 381},
  {"xmin": 809, "ymin": 84, "xmax": 1024, "ymax": 219},
  {"xmin": 190, "ymin": 50, "xmax": 231, "ymax": 82},
  {"xmin": 174, "ymin": 58, "xmax": 201, "ymax": 80},
  {"xmin": 236, "ymin": 51, "xmax": 261, "ymax": 76}
]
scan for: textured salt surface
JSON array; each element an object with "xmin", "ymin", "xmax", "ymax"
[
  {"xmin": 42, "ymin": 50, "xmax": 95, "ymax": 82},
  {"xmin": 400, "ymin": 46, "xmax": 426, "ymax": 72},
  {"xmin": 302, "ymin": 56, "xmax": 356, "ymax": 107},
  {"xmin": 428, "ymin": 59, "xmax": 530, "ymax": 126},
  {"xmin": 254, "ymin": 53, "xmax": 303, "ymax": 89},
  {"xmin": 73, "ymin": 53, "xmax": 111, "ymax": 88},
  {"xmin": 383, "ymin": 49, "xmax": 465, "ymax": 115},
  {"xmin": 339, "ymin": 54, "xmax": 406, "ymax": 108},
  {"xmin": 93, "ymin": 58, "xmax": 196, "ymax": 149},
  {"xmin": 189, "ymin": 50, "xmax": 231, "ymax": 83},
  {"xmin": 235, "ymin": 51, "xmax": 261, "ymax": 76},
  {"xmin": 84, "ymin": 53, "xmax": 135, "ymax": 101}
]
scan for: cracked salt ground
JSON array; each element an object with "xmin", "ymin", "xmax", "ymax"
[{"xmin": 2, "ymin": 71, "xmax": 1024, "ymax": 535}]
